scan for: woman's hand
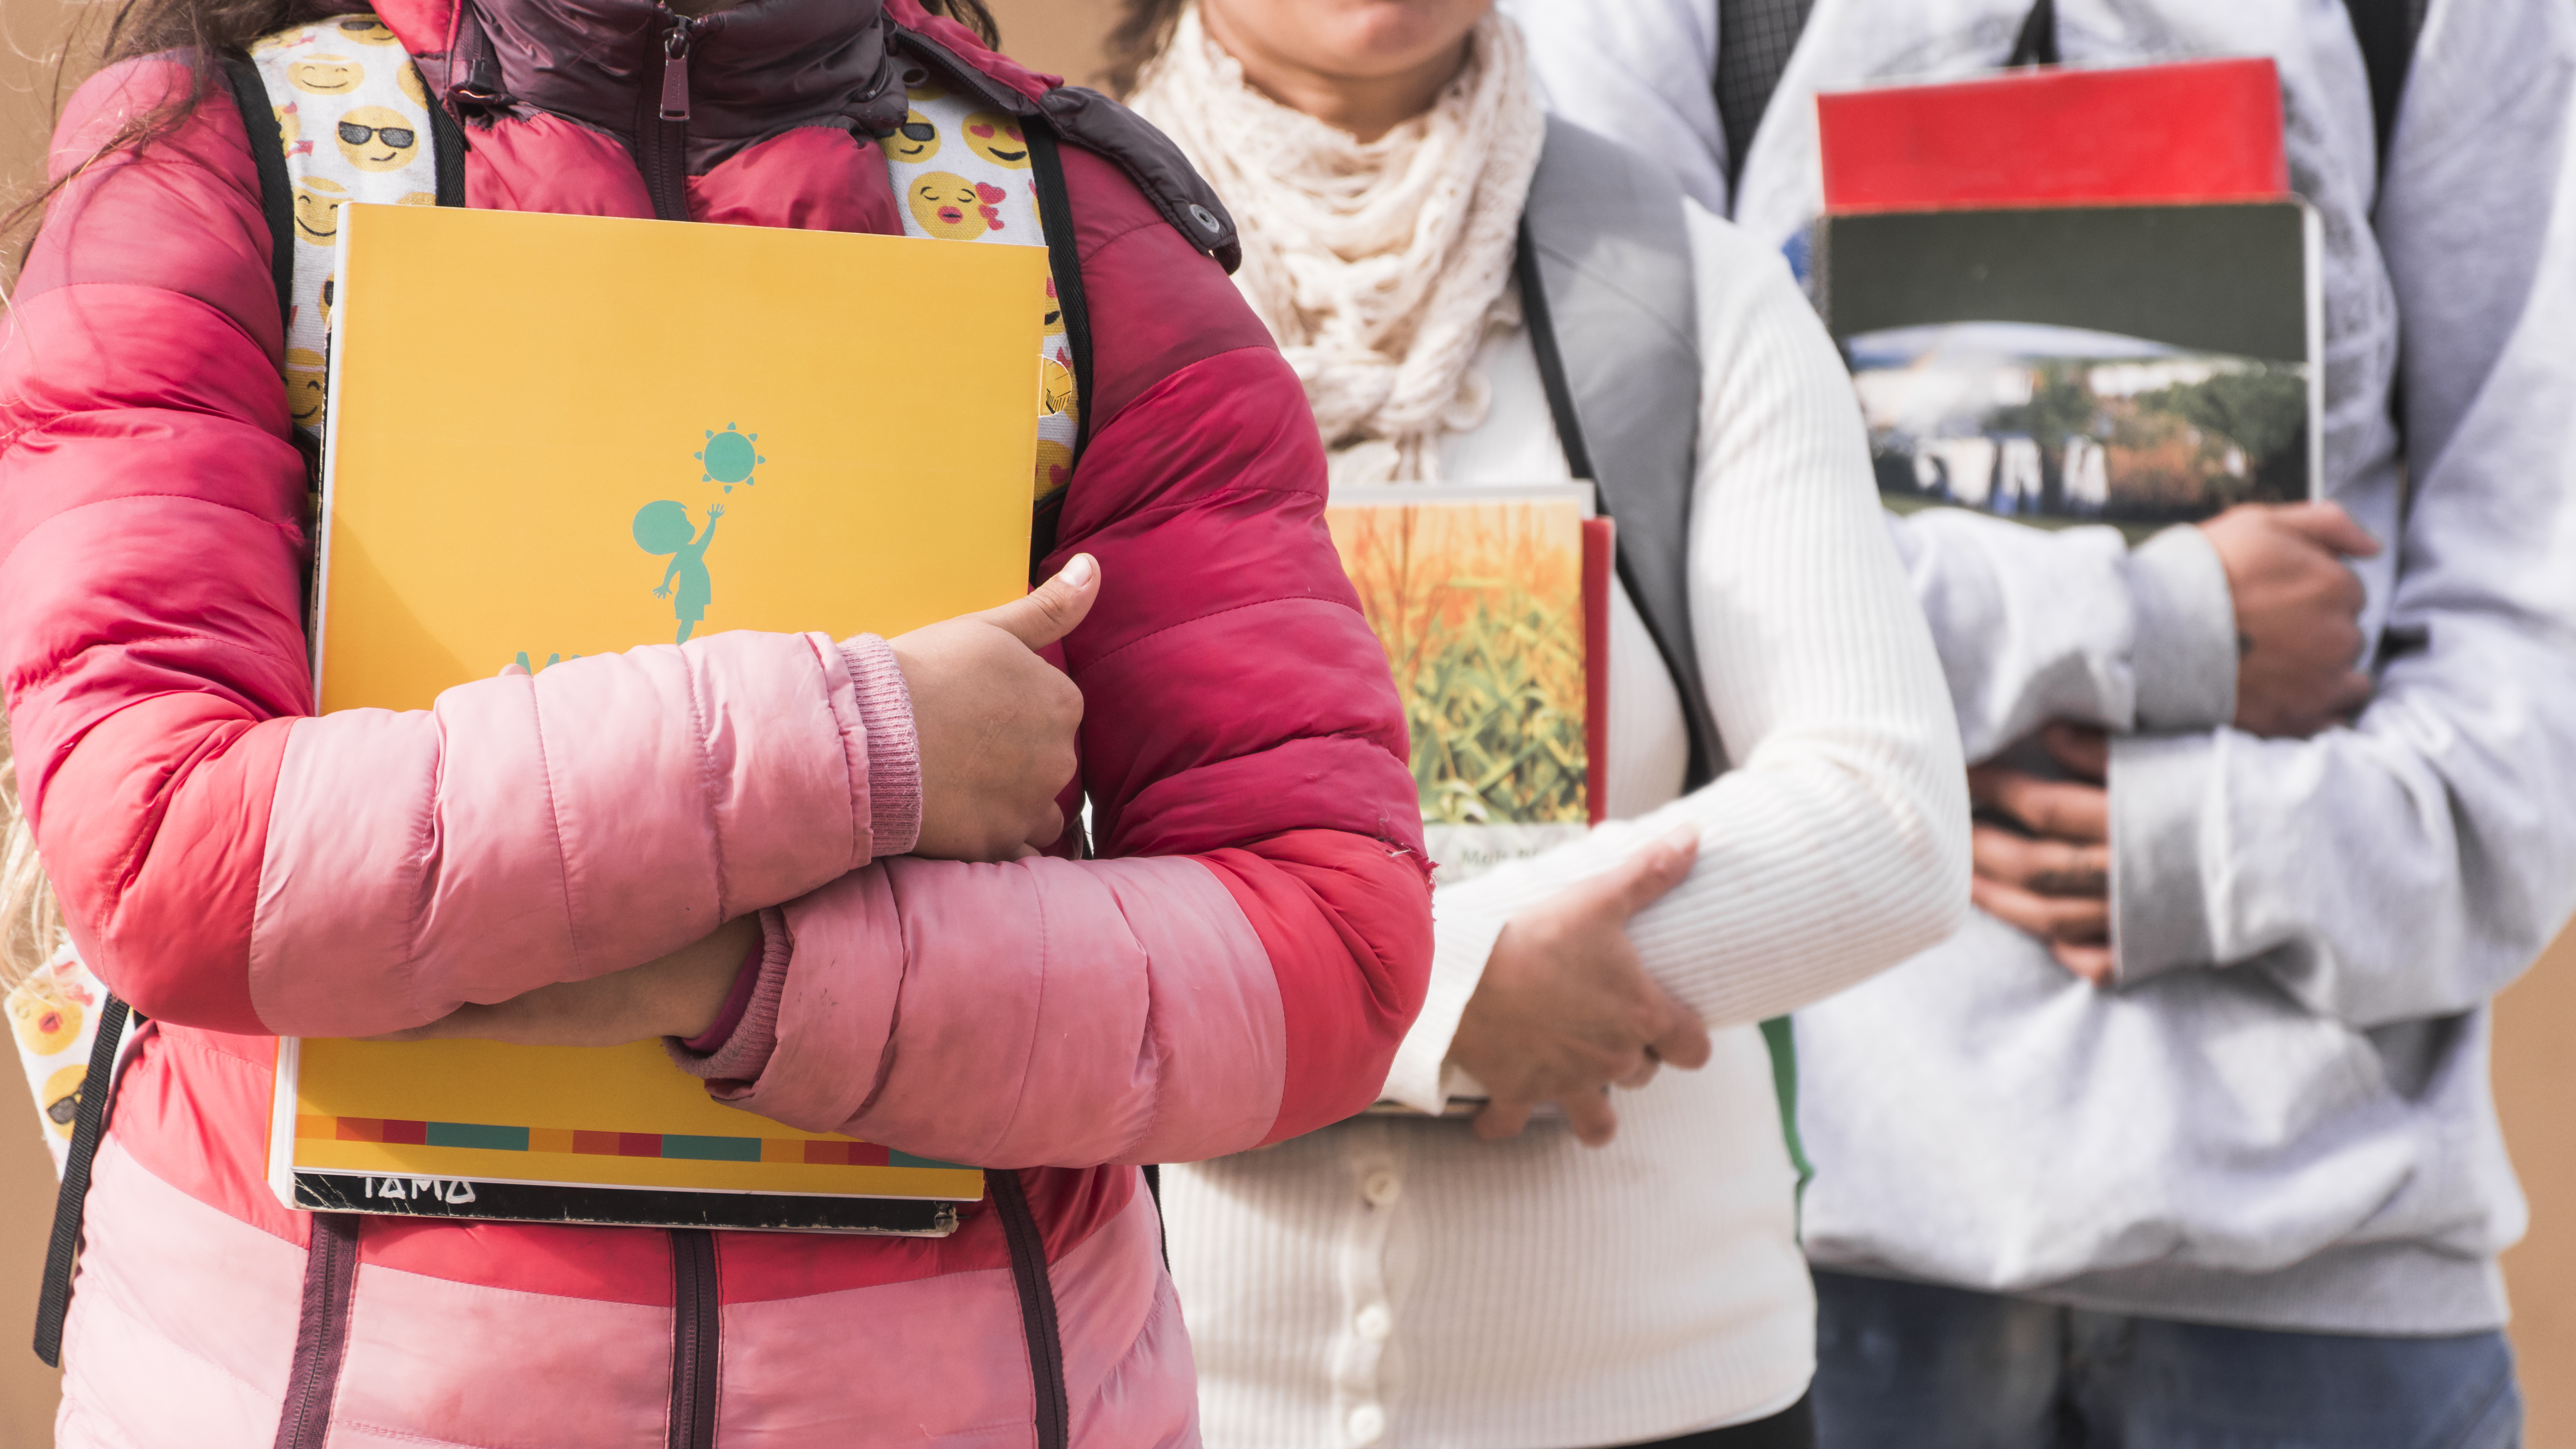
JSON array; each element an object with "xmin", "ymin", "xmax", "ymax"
[
  {"xmin": 2199, "ymin": 502, "xmax": 2380, "ymax": 738},
  {"xmin": 1450, "ymin": 828, "xmax": 1712, "ymax": 1147},
  {"xmin": 367, "ymin": 915, "xmax": 760, "ymax": 1047},
  {"xmin": 1969, "ymin": 723, "xmax": 2113, "ymax": 985},
  {"xmin": 893, "ymin": 554, "xmax": 1098, "ymax": 861}
]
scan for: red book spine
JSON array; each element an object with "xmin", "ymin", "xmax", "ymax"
[
  {"xmin": 1581, "ymin": 517, "xmax": 1613, "ymax": 827},
  {"xmin": 1819, "ymin": 57, "xmax": 2289, "ymax": 213}
]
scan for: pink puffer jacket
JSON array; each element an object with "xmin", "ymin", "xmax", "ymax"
[{"xmin": 0, "ymin": 1, "xmax": 1434, "ymax": 1444}]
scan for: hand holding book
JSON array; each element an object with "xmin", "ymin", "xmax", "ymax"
[
  {"xmin": 1450, "ymin": 826, "xmax": 1711, "ymax": 1147},
  {"xmin": 894, "ymin": 552, "xmax": 1101, "ymax": 861},
  {"xmin": 360, "ymin": 557, "xmax": 1105, "ymax": 1052},
  {"xmin": 2200, "ymin": 503, "xmax": 2380, "ymax": 739}
]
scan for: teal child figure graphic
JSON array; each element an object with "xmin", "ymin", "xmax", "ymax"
[{"xmin": 633, "ymin": 500, "xmax": 723, "ymax": 643}]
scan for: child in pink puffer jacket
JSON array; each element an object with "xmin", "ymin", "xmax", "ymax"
[{"xmin": 0, "ymin": 1, "xmax": 1433, "ymax": 1443}]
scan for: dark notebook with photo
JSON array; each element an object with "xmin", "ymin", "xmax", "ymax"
[{"xmin": 1817, "ymin": 201, "xmax": 2322, "ymax": 533}]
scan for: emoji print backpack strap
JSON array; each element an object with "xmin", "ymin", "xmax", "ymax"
[
  {"xmin": 879, "ymin": 69, "xmax": 1091, "ymax": 583},
  {"xmin": 29, "ymin": 941, "xmax": 141, "ymax": 1367},
  {"xmin": 9, "ymin": 944, "xmax": 123, "ymax": 1179},
  {"xmin": 219, "ymin": 15, "xmax": 462, "ymax": 455}
]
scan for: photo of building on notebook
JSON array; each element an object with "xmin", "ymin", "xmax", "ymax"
[
  {"xmin": 1818, "ymin": 200, "xmax": 2322, "ymax": 532},
  {"xmin": 1847, "ymin": 321, "xmax": 2310, "ymax": 525}
]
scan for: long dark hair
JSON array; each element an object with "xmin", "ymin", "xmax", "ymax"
[
  {"xmin": 4, "ymin": 0, "xmax": 999, "ymax": 250},
  {"xmin": 1102, "ymin": 0, "xmax": 1182, "ymax": 97}
]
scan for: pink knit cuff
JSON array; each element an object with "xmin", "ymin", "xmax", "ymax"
[
  {"xmin": 666, "ymin": 907, "xmax": 791, "ymax": 1085},
  {"xmin": 842, "ymin": 633, "xmax": 922, "ymax": 858}
]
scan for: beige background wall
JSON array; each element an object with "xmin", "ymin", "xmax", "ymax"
[{"xmin": 0, "ymin": 2, "xmax": 2570, "ymax": 1445}]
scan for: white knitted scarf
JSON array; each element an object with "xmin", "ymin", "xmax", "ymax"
[{"xmin": 1129, "ymin": 7, "xmax": 1546, "ymax": 484}]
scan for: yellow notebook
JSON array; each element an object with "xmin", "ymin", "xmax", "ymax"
[{"xmin": 268, "ymin": 202, "xmax": 1047, "ymax": 1234}]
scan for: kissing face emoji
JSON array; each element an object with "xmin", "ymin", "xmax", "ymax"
[
  {"xmin": 1042, "ymin": 276, "xmax": 1065, "ymax": 337},
  {"xmin": 292, "ymin": 175, "xmax": 348, "ymax": 245},
  {"xmin": 335, "ymin": 106, "xmax": 419, "ymax": 171},
  {"xmin": 908, "ymin": 172, "xmax": 988, "ymax": 240},
  {"xmin": 287, "ymin": 54, "xmax": 364, "ymax": 95},
  {"xmin": 884, "ymin": 109, "xmax": 940, "ymax": 163},
  {"xmin": 961, "ymin": 110, "xmax": 1031, "ymax": 168},
  {"xmin": 7, "ymin": 991, "xmax": 80, "ymax": 1057},
  {"xmin": 285, "ymin": 348, "xmax": 328, "ymax": 428}
]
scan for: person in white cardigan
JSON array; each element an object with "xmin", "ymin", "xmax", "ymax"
[
  {"xmin": 1114, "ymin": 2, "xmax": 1970, "ymax": 1446},
  {"xmin": 1502, "ymin": 0, "xmax": 2576, "ymax": 1443}
]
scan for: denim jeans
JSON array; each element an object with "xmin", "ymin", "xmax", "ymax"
[{"xmin": 1812, "ymin": 1268, "xmax": 2523, "ymax": 1449}]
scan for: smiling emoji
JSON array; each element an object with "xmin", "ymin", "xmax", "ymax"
[
  {"xmin": 1042, "ymin": 276, "xmax": 1065, "ymax": 337},
  {"xmin": 292, "ymin": 174, "xmax": 348, "ymax": 245},
  {"xmin": 961, "ymin": 110, "xmax": 1031, "ymax": 168},
  {"xmin": 287, "ymin": 54, "xmax": 365, "ymax": 95},
  {"xmin": 335, "ymin": 105, "xmax": 420, "ymax": 171},
  {"xmin": 285, "ymin": 348, "xmax": 328, "ymax": 427},
  {"xmin": 335, "ymin": 15, "xmax": 402, "ymax": 44},
  {"xmin": 41, "ymin": 1064, "xmax": 83, "ymax": 1138},
  {"xmin": 399, "ymin": 59, "xmax": 429, "ymax": 106},
  {"xmin": 908, "ymin": 172, "xmax": 988, "ymax": 240},
  {"xmin": 884, "ymin": 109, "xmax": 940, "ymax": 163}
]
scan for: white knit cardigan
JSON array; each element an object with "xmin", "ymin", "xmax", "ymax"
[{"xmin": 1163, "ymin": 203, "xmax": 1970, "ymax": 1448}]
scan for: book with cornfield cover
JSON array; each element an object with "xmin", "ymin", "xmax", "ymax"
[
  {"xmin": 1323, "ymin": 484, "xmax": 1610, "ymax": 887},
  {"xmin": 267, "ymin": 202, "xmax": 1050, "ymax": 1233}
]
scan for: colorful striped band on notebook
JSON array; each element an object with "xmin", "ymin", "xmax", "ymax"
[{"xmin": 298, "ymin": 1115, "xmax": 966, "ymax": 1170}]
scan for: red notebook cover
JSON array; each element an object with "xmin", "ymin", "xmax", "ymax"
[
  {"xmin": 1580, "ymin": 516, "xmax": 1613, "ymax": 826},
  {"xmin": 1818, "ymin": 58, "xmax": 2288, "ymax": 213}
]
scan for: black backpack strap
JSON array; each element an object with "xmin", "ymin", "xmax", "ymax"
[
  {"xmin": 989, "ymin": 1170, "xmax": 1071, "ymax": 1449},
  {"xmin": 429, "ymin": 88, "xmax": 469, "ymax": 207},
  {"xmin": 1513, "ymin": 210, "xmax": 1720, "ymax": 790},
  {"xmin": 33, "ymin": 993, "xmax": 131, "ymax": 1367},
  {"xmin": 1024, "ymin": 122, "xmax": 1094, "ymax": 587},
  {"xmin": 1516, "ymin": 217, "xmax": 1600, "ymax": 487},
  {"xmin": 218, "ymin": 52, "xmax": 296, "ymax": 342},
  {"xmin": 2343, "ymin": 0, "xmax": 2420, "ymax": 177},
  {"xmin": 2007, "ymin": 0, "xmax": 2058, "ymax": 66}
]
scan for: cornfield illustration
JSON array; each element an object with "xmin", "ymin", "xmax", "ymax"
[{"xmin": 1324, "ymin": 496, "xmax": 1589, "ymax": 827}]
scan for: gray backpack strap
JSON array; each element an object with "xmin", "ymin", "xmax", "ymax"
[
  {"xmin": 1521, "ymin": 120, "xmax": 1813, "ymax": 1217},
  {"xmin": 1520, "ymin": 115, "xmax": 1722, "ymax": 788}
]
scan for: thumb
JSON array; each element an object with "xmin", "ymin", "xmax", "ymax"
[
  {"xmin": 1589, "ymin": 825, "xmax": 1700, "ymax": 922},
  {"xmin": 2271, "ymin": 501, "xmax": 2381, "ymax": 559},
  {"xmin": 980, "ymin": 553, "xmax": 1101, "ymax": 650},
  {"xmin": 1645, "ymin": 982, "xmax": 1713, "ymax": 1073}
]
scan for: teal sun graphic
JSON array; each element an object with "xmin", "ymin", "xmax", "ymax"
[{"xmin": 697, "ymin": 424, "xmax": 765, "ymax": 493}]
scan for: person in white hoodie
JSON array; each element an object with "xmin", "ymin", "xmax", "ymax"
[
  {"xmin": 1503, "ymin": 0, "xmax": 2576, "ymax": 1443},
  {"xmin": 1112, "ymin": 1, "xmax": 1971, "ymax": 1445}
]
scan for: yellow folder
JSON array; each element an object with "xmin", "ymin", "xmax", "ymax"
[{"xmin": 270, "ymin": 203, "xmax": 1048, "ymax": 1232}]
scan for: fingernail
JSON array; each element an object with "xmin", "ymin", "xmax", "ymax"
[
  {"xmin": 1662, "ymin": 824, "xmax": 1699, "ymax": 852},
  {"xmin": 1060, "ymin": 553, "xmax": 1097, "ymax": 588}
]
